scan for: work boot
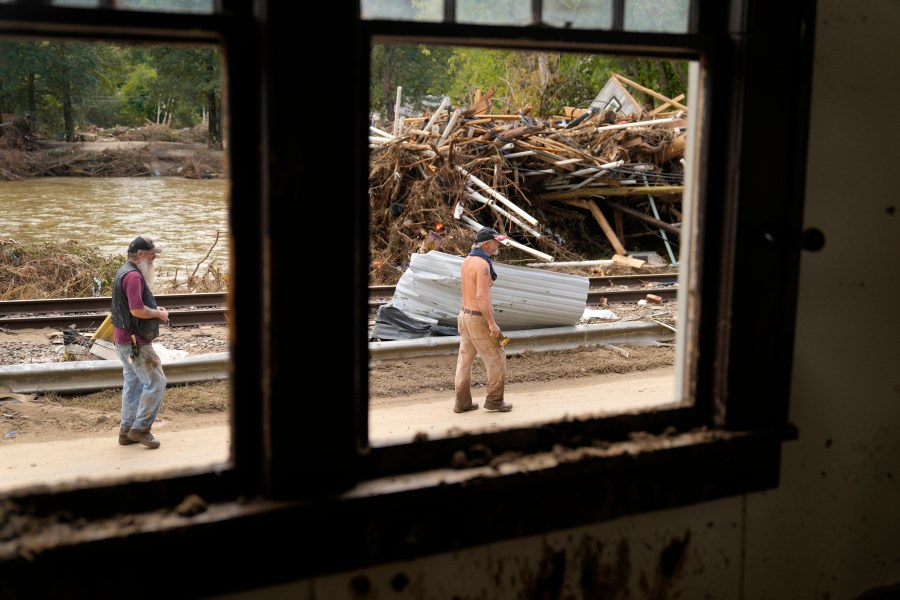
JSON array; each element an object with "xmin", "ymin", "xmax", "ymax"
[
  {"xmin": 127, "ymin": 428, "xmax": 161, "ymax": 449},
  {"xmin": 453, "ymin": 401, "xmax": 479, "ymax": 414},
  {"xmin": 118, "ymin": 431, "xmax": 137, "ymax": 445},
  {"xmin": 484, "ymin": 400, "xmax": 513, "ymax": 412}
]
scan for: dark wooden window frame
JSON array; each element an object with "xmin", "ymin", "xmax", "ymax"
[{"xmin": 0, "ymin": 2, "xmax": 817, "ymax": 597}]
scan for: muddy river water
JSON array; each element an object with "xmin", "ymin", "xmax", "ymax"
[{"xmin": 2, "ymin": 176, "xmax": 229, "ymax": 278}]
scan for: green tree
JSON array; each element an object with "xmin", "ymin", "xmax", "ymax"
[
  {"xmin": 81, "ymin": 43, "xmax": 128, "ymax": 128},
  {"xmin": 118, "ymin": 63, "xmax": 159, "ymax": 126},
  {"xmin": 0, "ymin": 41, "xmax": 51, "ymax": 125},
  {"xmin": 39, "ymin": 41, "xmax": 108, "ymax": 141},
  {"xmin": 0, "ymin": 41, "xmax": 30, "ymax": 115},
  {"xmin": 0, "ymin": 39, "xmax": 224, "ymax": 141},
  {"xmin": 147, "ymin": 46, "xmax": 222, "ymax": 146},
  {"xmin": 448, "ymin": 48, "xmax": 687, "ymax": 117},
  {"xmin": 371, "ymin": 44, "xmax": 454, "ymax": 124}
]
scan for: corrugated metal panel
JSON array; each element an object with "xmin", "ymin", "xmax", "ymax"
[{"xmin": 376, "ymin": 251, "xmax": 588, "ymax": 336}]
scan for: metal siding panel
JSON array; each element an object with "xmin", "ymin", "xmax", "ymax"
[{"xmin": 381, "ymin": 251, "xmax": 589, "ymax": 334}]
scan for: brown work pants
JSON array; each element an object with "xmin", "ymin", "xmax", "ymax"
[{"xmin": 455, "ymin": 311, "xmax": 507, "ymax": 406}]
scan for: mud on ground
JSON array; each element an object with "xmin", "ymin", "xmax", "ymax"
[{"xmin": 1, "ymin": 321, "xmax": 673, "ymax": 445}]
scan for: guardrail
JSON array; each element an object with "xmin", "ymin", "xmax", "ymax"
[
  {"xmin": 369, "ymin": 321, "xmax": 674, "ymax": 361},
  {"xmin": 1, "ymin": 353, "xmax": 230, "ymax": 395},
  {"xmin": 2, "ymin": 322, "xmax": 675, "ymax": 394}
]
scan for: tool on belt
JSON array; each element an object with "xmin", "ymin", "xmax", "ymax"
[{"xmin": 130, "ymin": 334, "xmax": 140, "ymax": 360}]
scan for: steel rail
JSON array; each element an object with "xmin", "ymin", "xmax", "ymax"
[
  {"xmin": 0, "ymin": 292, "xmax": 226, "ymax": 316},
  {"xmin": 368, "ymin": 273, "xmax": 678, "ymax": 308},
  {"xmin": 368, "ymin": 286, "xmax": 677, "ymax": 310},
  {"xmin": 586, "ymin": 287, "xmax": 677, "ymax": 304},
  {"xmin": 369, "ymin": 273, "xmax": 677, "ymax": 302},
  {"xmin": 0, "ymin": 308, "xmax": 227, "ymax": 330},
  {"xmin": 0, "ymin": 273, "xmax": 678, "ymax": 328}
]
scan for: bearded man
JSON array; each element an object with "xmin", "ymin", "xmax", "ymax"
[{"xmin": 111, "ymin": 235, "xmax": 170, "ymax": 448}]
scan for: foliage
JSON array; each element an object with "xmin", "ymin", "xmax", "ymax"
[
  {"xmin": 370, "ymin": 44, "xmax": 454, "ymax": 122},
  {"xmin": 373, "ymin": 43, "xmax": 688, "ymax": 121},
  {"xmin": 146, "ymin": 46, "xmax": 222, "ymax": 130},
  {"xmin": 0, "ymin": 239, "xmax": 227, "ymax": 300},
  {"xmin": 0, "ymin": 39, "xmax": 221, "ymax": 140},
  {"xmin": 118, "ymin": 63, "xmax": 159, "ymax": 126},
  {"xmin": 0, "ymin": 239, "xmax": 122, "ymax": 300}
]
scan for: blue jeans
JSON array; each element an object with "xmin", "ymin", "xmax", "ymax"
[{"xmin": 115, "ymin": 342, "xmax": 166, "ymax": 432}]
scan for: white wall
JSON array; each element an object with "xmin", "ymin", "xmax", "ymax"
[
  {"xmin": 744, "ymin": 0, "xmax": 900, "ymax": 597},
  {"xmin": 220, "ymin": 2, "xmax": 900, "ymax": 597}
]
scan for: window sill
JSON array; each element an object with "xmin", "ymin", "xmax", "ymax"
[{"xmin": 0, "ymin": 425, "xmax": 796, "ymax": 596}]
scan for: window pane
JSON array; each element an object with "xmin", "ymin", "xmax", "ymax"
[
  {"xmin": 361, "ymin": 0, "xmax": 443, "ymax": 22},
  {"xmin": 51, "ymin": 0, "xmax": 99, "ymax": 7},
  {"xmin": 0, "ymin": 38, "xmax": 231, "ymax": 491},
  {"xmin": 543, "ymin": 0, "xmax": 613, "ymax": 29},
  {"xmin": 368, "ymin": 42, "xmax": 697, "ymax": 447},
  {"xmin": 456, "ymin": 0, "xmax": 531, "ymax": 26},
  {"xmin": 48, "ymin": 0, "xmax": 216, "ymax": 13},
  {"xmin": 624, "ymin": 0, "xmax": 689, "ymax": 33}
]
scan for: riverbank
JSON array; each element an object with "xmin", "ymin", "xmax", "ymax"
[
  {"xmin": 0, "ymin": 117, "xmax": 225, "ymax": 180},
  {"xmin": 0, "ymin": 140, "xmax": 225, "ymax": 180}
]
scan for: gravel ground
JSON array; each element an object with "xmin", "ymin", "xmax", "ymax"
[
  {"xmin": 0, "ymin": 324, "xmax": 230, "ymax": 366},
  {"xmin": 0, "ymin": 299, "xmax": 675, "ymax": 367}
]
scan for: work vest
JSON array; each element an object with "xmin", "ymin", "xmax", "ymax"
[{"xmin": 111, "ymin": 262, "xmax": 160, "ymax": 342}]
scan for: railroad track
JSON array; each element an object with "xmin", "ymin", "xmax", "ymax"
[
  {"xmin": 0, "ymin": 273, "xmax": 678, "ymax": 330},
  {"xmin": 0, "ymin": 293, "xmax": 228, "ymax": 330},
  {"xmin": 370, "ymin": 273, "xmax": 678, "ymax": 308}
]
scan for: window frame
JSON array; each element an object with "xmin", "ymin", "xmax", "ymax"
[
  {"xmin": 0, "ymin": 0, "xmax": 817, "ymax": 593},
  {"xmin": 357, "ymin": 23, "xmax": 708, "ymax": 479}
]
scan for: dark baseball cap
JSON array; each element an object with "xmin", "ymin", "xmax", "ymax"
[
  {"xmin": 475, "ymin": 227, "xmax": 507, "ymax": 243},
  {"xmin": 128, "ymin": 235, "xmax": 163, "ymax": 254}
]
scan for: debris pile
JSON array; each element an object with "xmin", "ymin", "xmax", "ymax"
[{"xmin": 369, "ymin": 75, "xmax": 687, "ymax": 285}]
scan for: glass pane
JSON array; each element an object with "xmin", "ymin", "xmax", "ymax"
[
  {"xmin": 624, "ymin": 0, "xmax": 689, "ymax": 33},
  {"xmin": 368, "ymin": 42, "xmax": 697, "ymax": 448},
  {"xmin": 543, "ymin": 0, "xmax": 613, "ymax": 30},
  {"xmin": 52, "ymin": 0, "xmax": 100, "ymax": 7},
  {"xmin": 457, "ymin": 0, "xmax": 532, "ymax": 25},
  {"xmin": 0, "ymin": 38, "xmax": 231, "ymax": 492},
  {"xmin": 361, "ymin": 0, "xmax": 443, "ymax": 22},
  {"xmin": 49, "ymin": 0, "xmax": 216, "ymax": 13}
]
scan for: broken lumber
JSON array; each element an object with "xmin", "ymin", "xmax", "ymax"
[
  {"xmin": 610, "ymin": 72, "xmax": 689, "ymax": 112},
  {"xmin": 557, "ymin": 198, "xmax": 627, "ymax": 256},
  {"xmin": 536, "ymin": 185, "xmax": 683, "ymax": 201},
  {"xmin": 613, "ymin": 254, "xmax": 647, "ymax": 269},
  {"xmin": 651, "ymin": 93, "xmax": 686, "ymax": 115},
  {"xmin": 596, "ymin": 198, "xmax": 681, "ymax": 235}
]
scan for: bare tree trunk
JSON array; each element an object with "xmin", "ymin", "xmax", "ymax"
[
  {"xmin": 535, "ymin": 52, "xmax": 554, "ymax": 115},
  {"xmin": 382, "ymin": 46, "xmax": 395, "ymax": 123},
  {"xmin": 668, "ymin": 60, "xmax": 688, "ymax": 88},
  {"xmin": 538, "ymin": 53, "xmax": 552, "ymax": 88},
  {"xmin": 207, "ymin": 89, "xmax": 221, "ymax": 149},
  {"xmin": 63, "ymin": 82, "xmax": 74, "ymax": 142},
  {"xmin": 27, "ymin": 73, "xmax": 36, "ymax": 117}
]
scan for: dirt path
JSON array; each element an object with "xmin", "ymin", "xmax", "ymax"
[
  {"xmin": 0, "ymin": 426, "xmax": 229, "ymax": 493},
  {"xmin": 370, "ymin": 367, "xmax": 677, "ymax": 446},
  {"xmin": 0, "ymin": 367, "xmax": 675, "ymax": 494}
]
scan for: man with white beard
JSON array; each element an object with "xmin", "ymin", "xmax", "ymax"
[{"xmin": 111, "ymin": 235, "xmax": 170, "ymax": 449}]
